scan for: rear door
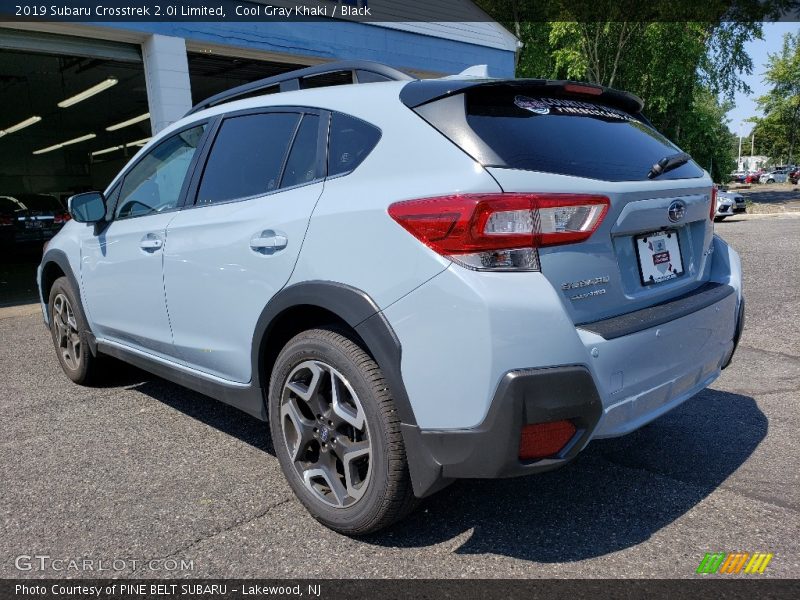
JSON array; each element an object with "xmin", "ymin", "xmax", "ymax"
[
  {"xmin": 411, "ymin": 83, "xmax": 715, "ymax": 324},
  {"xmin": 163, "ymin": 109, "xmax": 327, "ymax": 383}
]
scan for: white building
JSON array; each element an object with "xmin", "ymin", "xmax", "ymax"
[{"xmin": 737, "ymin": 156, "xmax": 770, "ymax": 172}]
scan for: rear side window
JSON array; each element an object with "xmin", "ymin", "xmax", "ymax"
[
  {"xmin": 300, "ymin": 71, "xmax": 353, "ymax": 89},
  {"xmin": 423, "ymin": 87, "xmax": 703, "ymax": 182},
  {"xmin": 197, "ymin": 112, "xmax": 300, "ymax": 204},
  {"xmin": 327, "ymin": 113, "xmax": 381, "ymax": 177},
  {"xmin": 281, "ymin": 114, "xmax": 320, "ymax": 188}
]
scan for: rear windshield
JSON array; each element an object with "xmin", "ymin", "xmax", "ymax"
[{"xmin": 447, "ymin": 87, "xmax": 703, "ymax": 182}]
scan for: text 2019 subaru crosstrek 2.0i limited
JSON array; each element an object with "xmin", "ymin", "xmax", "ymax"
[{"xmin": 38, "ymin": 62, "xmax": 744, "ymax": 534}]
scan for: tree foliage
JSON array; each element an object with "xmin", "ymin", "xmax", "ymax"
[
  {"xmin": 750, "ymin": 32, "xmax": 800, "ymax": 164},
  {"xmin": 474, "ymin": 1, "xmax": 789, "ymax": 181}
]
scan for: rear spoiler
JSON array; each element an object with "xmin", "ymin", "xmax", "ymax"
[{"xmin": 399, "ymin": 79, "xmax": 645, "ymax": 115}]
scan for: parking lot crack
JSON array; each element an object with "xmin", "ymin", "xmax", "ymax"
[
  {"xmin": 597, "ymin": 454, "xmax": 799, "ymax": 515},
  {"xmin": 738, "ymin": 344, "xmax": 800, "ymax": 365},
  {"xmin": 150, "ymin": 496, "xmax": 294, "ymax": 562}
]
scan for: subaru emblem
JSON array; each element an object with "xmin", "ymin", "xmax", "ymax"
[{"xmin": 668, "ymin": 200, "xmax": 686, "ymax": 223}]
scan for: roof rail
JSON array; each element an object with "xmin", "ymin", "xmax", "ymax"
[{"xmin": 186, "ymin": 60, "xmax": 414, "ymax": 116}]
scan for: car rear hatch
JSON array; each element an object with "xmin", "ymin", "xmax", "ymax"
[
  {"xmin": 402, "ymin": 79, "xmax": 716, "ymax": 325},
  {"xmin": 14, "ymin": 195, "xmax": 64, "ymax": 233}
]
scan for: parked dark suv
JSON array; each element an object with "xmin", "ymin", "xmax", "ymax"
[{"xmin": 0, "ymin": 194, "xmax": 71, "ymax": 245}]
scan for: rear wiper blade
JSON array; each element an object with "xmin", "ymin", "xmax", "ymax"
[{"xmin": 647, "ymin": 152, "xmax": 691, "ymax": 179}]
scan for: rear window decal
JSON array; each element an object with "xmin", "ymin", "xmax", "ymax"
[
  {"xmin": 514, "ymin": 95, "xmax": 636, "ymax": 122},
  {"xmin": 513, "ymin": 96, "xmax": 550, "ymax": 115}
]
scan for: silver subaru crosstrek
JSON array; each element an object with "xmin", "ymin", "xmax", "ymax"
[{"xmin": 38, "ymin": 62, "xmax": 744, "ymax": 534}]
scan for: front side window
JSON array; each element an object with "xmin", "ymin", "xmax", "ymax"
[
  {"xmin": 197, "ymin": 112, "xmax": 300, "ymax": 205},
  {"xmin": 115, "ymin": 124, "xmax": 206, "ymax": 219}
]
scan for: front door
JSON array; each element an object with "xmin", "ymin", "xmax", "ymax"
[{"xmin": 80, "ymin": 123, "xmax": 208, "ymax": 356}]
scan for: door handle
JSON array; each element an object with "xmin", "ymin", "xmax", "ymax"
[
  {"xmin": 249, "ymin": 230, "xmax": 288, "ymax": 255},
  {"xmin": 139, "ymin": 233, "xmax": 163, "ymax": 252}
]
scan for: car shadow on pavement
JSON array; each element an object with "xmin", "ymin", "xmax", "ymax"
[
  {"xmin": 364, "ymin": 388, "xmax": 766, "ymax": 562},
  {"xmin": 114, "ymin": 367, "xmax": 275, "ymax": 455},
  {"xmin": 115, "ymin": 372, "xmax": 764, "ymax": 562}
]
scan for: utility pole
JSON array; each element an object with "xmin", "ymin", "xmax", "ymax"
[
  {"xmin": 737, "ymin": 122, "xmax": 744, "ymax": 170},
  {"xmin": 738, "ymin": 134, "xmax": 743, "ymax": 169},
  {"xmin": 751, "ymin": 132, "xmax": 754, "ymax": 157}
]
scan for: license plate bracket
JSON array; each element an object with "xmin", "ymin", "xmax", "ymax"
[{"xmin": 635, "ymin": 229, "xmax": 684, "ymax": 286}]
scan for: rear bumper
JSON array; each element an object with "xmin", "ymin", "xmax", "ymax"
[
  {"xmin": 387, "ymin": 236, "xmax": 743, "ymax": 497},
  {"xmin": 403, "ymin": 366, "xmax": 602, "ymax": 491},
  {"xmin": 404, "ymin": 285, "xmax": 743, "ymax": 496}
]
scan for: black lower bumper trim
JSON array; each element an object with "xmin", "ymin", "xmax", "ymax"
[
  {"xmin": 722, "ymin": 295, "xmax": 745, "ymax": 369},
  {"xmin": 403, "ymin": 366, "xmax": 603, "ymax": 497},
  {"xmin": 578, "ymin": 282, "xmax": 735, "ymax": 340}
]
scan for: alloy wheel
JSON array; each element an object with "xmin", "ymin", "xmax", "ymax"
[
  {"xmin": 280, "ymin": 360, "xmax": 372, "ymax": 508},
  {"xmin": 53, "ymin": 293, "xmax": 81, "ymax": 371}
]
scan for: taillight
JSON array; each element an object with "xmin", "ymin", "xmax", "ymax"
[
  {"xmin": 54, "ymin": 213, "xmax": 71, "ymax": 225},
  {"xmin": 709, "ymin": 185, "xmax": 717, "ymax": 220},
  {"xmin": 388, "ymin": 193, "xmax": 609, "ymax": 271},
  {"xmin": 0, "ymin": 215, "xmax": 12, "ymax": 226}
]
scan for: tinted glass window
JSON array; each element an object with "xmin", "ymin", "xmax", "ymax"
[
  {"xmin": 0, "ymin": 197, "xmax": 22, "ymax": 213},
  {"xmin": 461, "ymin": 87, "xmax": 703, "ymax": 181},
  {"xmin": 301, "ymin": 71, "xmax": 353, "ymax": 89},
  {"xmin": 197, "ymin": 112, "xmax": 300, "ymax": 204},
  {"xmin": 328, "ymin": 113, "xmax": 381, "ymax": 177},
  {"xmin": 356, "ymin": 70, "xmax": 392, "ymax": 83},
  {"xmin": 116, "ymin": 124, "xmax": 206, "ymax": 219},
  {"xmin": 16, "ymin": 194, "xmax": 62, "ymax": 211},
  {"xmin": 281, "ymin": 114, "xmax": 320, "ymax": 188}
]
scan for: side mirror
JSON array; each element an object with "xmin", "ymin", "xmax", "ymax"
[{"xmin": 68, "ymin": 192, "xmax": 106, "ymax": 223}]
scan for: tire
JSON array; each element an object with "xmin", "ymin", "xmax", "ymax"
[
  {"xmin": 714, "ymin": 216, "xmax": 726, "ymax": 222},
  {"xmin": 268, "ymin": 327, "xmax": 416, "ymax": 535},
  {"xmin": 767, "ymin": 179, "xmax": 774, "ymax": 184},
  {"xmin": 48, "ymin": 276, "xmax": 101, "ymax": 385}
]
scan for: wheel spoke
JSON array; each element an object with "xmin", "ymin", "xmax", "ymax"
[
  {"xmin": 280, "ymin": 397, "xmax": 316, "ymax": 462},
  {"xmin": 335, "ymin": 438, "xmax": 370, "ymax": 501},
  {"xmin": 304, "ymin": 461, "xmax": 348, "ymax": 507},
  {"xmin": 330, "ymin": 371, "xmax": 365, "ymax": 429},
  {"xmin": 285, "ymin": 361, "xmax": 324, "ymax": 401}
]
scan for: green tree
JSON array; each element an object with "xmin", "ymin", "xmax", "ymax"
[
  {"xmin": 751, "ymin": 31, "xmax": 800, "ymax": 164},
  {"xmin": 679, "ymin": 88, "xmax": 737, "ymax": 181}
]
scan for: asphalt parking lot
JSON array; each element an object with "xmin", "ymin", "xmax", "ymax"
[{"xmin": 1, "ymin": 213, "xmax": 798, "ymax": 579}]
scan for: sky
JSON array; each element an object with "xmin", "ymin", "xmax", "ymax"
[{"xmin": 726, "ymin": 21, "xmax": 800, "ymax": 142}]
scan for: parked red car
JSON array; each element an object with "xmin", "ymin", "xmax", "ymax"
[{"xmin": 745, "ymin": 170, "xmax": 764, "ymax": 184}]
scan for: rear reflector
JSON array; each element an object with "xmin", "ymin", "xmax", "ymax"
[
  {"xmin": 388, "ymin": 193, "xmax": 609, "ymax": 271},
  {"xmin": 519, "ymin": 420, "xmax": 577, "ymax": 461}
]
